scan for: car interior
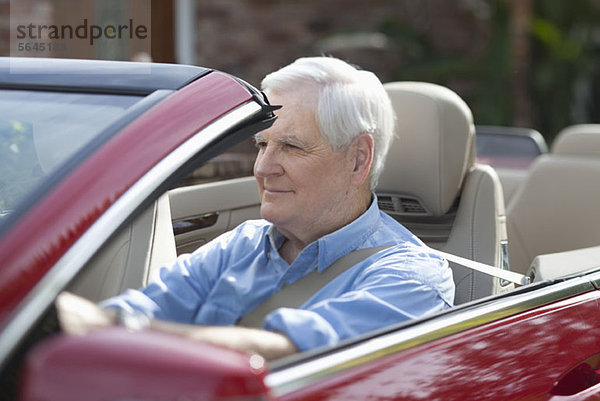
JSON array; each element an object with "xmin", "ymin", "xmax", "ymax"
[
  {"xmin": 69, "ymin": 83, "xmax": 600, "ymax": 324},
  {"xmin": 506, "ymin": 124, "xmax": 600, "ymax": 275},
  {"xmin": 475, "ymin": 126, "xmax": 549, "ymax": 206}
]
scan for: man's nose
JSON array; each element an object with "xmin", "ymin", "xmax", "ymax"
[{"xmin": 254, "ymin": 144, "xmax": 284, "ymax": 177}]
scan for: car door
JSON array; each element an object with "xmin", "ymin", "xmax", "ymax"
[
  {"xmin": 18, "ymin": 268, "xmax": 600, "ymax": 400},
  {"xmin": 169, "ymin": 175, "xmax": 261, "ymax": 254},
  {"xmin": 0, "ymin": 69, "xmax": 278, "ymax": 400},
  {"xmin": 266, "ymin": 273, "xmax": 600, "ymax": 400}
]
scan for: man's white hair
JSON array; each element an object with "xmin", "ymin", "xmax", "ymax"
[{"xmin": 261, "ymin": 56, "xmax": 396, "ymax": 190}]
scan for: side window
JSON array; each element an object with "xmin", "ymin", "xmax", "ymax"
[
  {"xmin": 168, "ymin": 137, "xmax": 261, "ymax": 255},
  {"xmin": 177, "ymin": 138, "xmax": 257, "ymax": 187}
]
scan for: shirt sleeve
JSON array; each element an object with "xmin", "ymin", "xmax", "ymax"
[
  {"xmin": 100, "ymin": 227, "xmax": 239, "ymax": 323},
  {"xmin": 263, "ymin": 248, "xmax": 454, "ymax": 351}
]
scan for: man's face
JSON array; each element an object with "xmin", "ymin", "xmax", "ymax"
[{"xmin": 253, "ymin": 90, "xmax": 355, "ymax": 244}]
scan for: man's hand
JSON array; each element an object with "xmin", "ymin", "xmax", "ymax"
[
  {"xmin": 151, "ymin": 320, "xmax": 298, "ymax": 361},
  {"xmin": 55, "ymin": 292, "xmax": 114, "ymax": 336},
  {"xmin": 55, "ymin": 291, "xmax": 298, "ymax": 360}
]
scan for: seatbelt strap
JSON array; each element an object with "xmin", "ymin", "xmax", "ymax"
[
  {"xmin": 237, "ymin": 245, "xmax": 392, "ymax": 328},
  {"xmin": 237, "ymin": 245, "xmax": 530, "ymax": 328},
  {"xmin": 435, "ymin": 249, "xmax": 530, "ymax": 286}
]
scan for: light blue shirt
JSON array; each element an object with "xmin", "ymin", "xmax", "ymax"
[{"xmin": 102, "ymin": 197, "xmax": 455, "ymax": 351}]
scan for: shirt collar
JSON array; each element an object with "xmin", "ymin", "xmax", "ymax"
[
  {"xmin": 265, "ymin": 194, "xmax": 382, "ymax": 272},
  {"xmin": 266, "ymin": 224, "xmax": 286, "ymax": 255}
]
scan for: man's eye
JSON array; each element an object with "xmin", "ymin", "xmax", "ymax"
[
  {"xmin": 254, "ymin": 140, "xmax": 267, "ymax": 149},
  {"xmin": 285, "ymin": 143, "xmax": 301, "ymax": 151}
]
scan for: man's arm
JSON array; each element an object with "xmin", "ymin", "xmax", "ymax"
[
  {"xmin": 150, "ymin": 320, "xmax": 297, "ymax": 360},
  {"xmin": 56, "ymin": 292, "xmax": 297, "ymax": 361}
]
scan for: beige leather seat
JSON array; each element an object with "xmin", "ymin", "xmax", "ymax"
[
  {"xmin": 507, "ymin": 124, "xmax": 600, "ymax": 274},
  {"xmin": 71, "ymin": 194, "xmax": 177, "ymax": 301},
  {"xmin": 378, "ymin": 82, "xmax": 509, "ymax": 304}
]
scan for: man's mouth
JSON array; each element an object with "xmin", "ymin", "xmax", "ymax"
[{"xmin": 263, "ymin": 188, "xmax": 293, "ymax": 194}]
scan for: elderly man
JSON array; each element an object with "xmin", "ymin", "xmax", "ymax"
[{"xmin": 57, "ymin": 57, "xmax": 454, "ymax": 360}]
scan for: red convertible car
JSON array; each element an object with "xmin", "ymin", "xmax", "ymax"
[{"xmin": 1, "ymin": 57, "xmax": 600, "ymax": 401}]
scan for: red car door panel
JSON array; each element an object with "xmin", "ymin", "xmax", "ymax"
[
  {"xmin": 20, "ymin": 328, "xmax": 270, "ymax": 401},
  {"xmin": 278, "ymin": 290, "xmax": 600, "ymax": 400}
]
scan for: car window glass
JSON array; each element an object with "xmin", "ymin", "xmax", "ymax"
[
  {"xmin": 0, "ymin": 89, "xmax": 142, "ymax": 220},
  {"xmin": 177, "ymin": 137, "xmax": 257, "ymax": 186}
]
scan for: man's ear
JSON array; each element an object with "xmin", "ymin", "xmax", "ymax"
[{"xmin": 351, "ymin": 133, "xmax": 374, "ymax": 187}]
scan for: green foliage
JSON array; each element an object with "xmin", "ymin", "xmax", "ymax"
[
  {"xmin": 471, "ymin": 0, "xmax": 512, "ymax": 127},
  {"xmin": 377, "ymin": 0, "xmax": 600, "ymax": 143},
  {"xmin": 379, "ymin": 0, "xmax": 513, "ymax": 128},
  {"xmin": 531, "ymin": 0, "xmax": 600, "ymax": 141}
]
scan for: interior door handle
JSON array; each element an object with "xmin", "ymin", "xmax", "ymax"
[
  {"xmin": 549, "ymin": 353, "xmax": 600, "ymax": 400},
  {"xmin": 172, "ymin": 212, "xmax": 219, "ymax": 235}
]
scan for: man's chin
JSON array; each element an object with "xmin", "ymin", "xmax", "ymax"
[{"xmin": 259, "ymin": 205, "xmax": 287, "ymax": 225}]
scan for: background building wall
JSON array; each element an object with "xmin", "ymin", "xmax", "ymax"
[{"xmin": 1, "ymin": 0, "xmax": 599, "ymax": 142}]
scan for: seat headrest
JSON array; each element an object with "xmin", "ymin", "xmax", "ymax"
[
  {"xmin": 377, "ymin": 82, "xmax": 475, "ymax": 216},
  {"xmin": 552, "ymin": 124, "xmax": 600, "ymax": 157}
]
